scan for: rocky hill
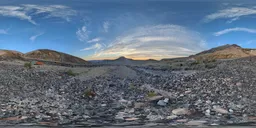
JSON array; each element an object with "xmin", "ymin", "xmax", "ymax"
[
  {"xmin": 24, "ymin": 49, "xmax": 88, "ymax": 64},
  {"xmin": 0, "ymin": 50, "xmax": 24, "ymax": 61},
  {"xmin": 191, "ymin": 44, "xmax": 256, "ymax": 60}
]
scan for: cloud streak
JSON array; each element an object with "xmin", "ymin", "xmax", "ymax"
[
  {"xmin": 203, "ymin": 7, "xmax": 256, "ymax": 23},
  {"xmin": 87, "ymin": 37, "xmax": 102, "ymax": 43},
  {"xmin": 76, "ymin": 26, "xmax": 90, "ymax": 42},
  {"xmin": 103, "ymin": 21, "xmax": 110, "ymax": 32},
  {"xmin": 86, "ymin": 24, "xmax": 206, "ymax": 60},
  {"xmin": 30, "ymin": 32, "xmax": 44, "ymax": 42},
  {"xmin": 0, "ymin": 29, "xmax": 8, "ymax": 34},
  {"xmin": 0, "ymin": 4, "xmax": 76, "ymax": 25},
  {"xmin": 81, "ymin": 43, "xmax": 102, "ymax": 51},
  {"xmin": 214, "ymin": 27, "xmax": 256, "ymax": 36}
]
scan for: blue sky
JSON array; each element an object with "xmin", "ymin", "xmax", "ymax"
[{"xmin": 1, "ymin": 0, "xmax": 256, "ymax": 60}]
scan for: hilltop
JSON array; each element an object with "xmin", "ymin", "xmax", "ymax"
[{"xmin": 0, "ymin": 49, "xmax": 88, "ymax": 64}]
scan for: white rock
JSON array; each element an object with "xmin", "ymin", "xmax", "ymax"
[
  {"xmin": 125, "ymin": 117, "xmax": 139, "ymax": 121},
  {"xmin": 172, "ymin": 108, "xmax": 190, "ymax": 115},
  {"xmin": 213, "ymin": 107, "xmax": 228, "ymax": 114},
  {"xmin": 101, "ymin": 104, "xmax": 107, "ymax": 107},
  {"xmin": 166, "ymin": 115, "xmax": 178, "ymax": 120},
  {"xmin": 205, "ymin": 109, "xmax": 211, "ymax": 116},
  {"xmin": 186, "ymin": 120, "xmax": 207, "ymax": 126},
  {"xmin": 164, "ymin": 98, "xmax": 169, "ymax": 103}
]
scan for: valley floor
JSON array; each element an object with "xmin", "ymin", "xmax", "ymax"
[{"xmin": 0, "ymin": 58, "xmax": 256, "ymax": 127}]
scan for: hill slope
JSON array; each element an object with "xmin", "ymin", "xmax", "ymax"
[
  {"xmin": 0, "ymin": 50, "xmax": 24, "ymax": 60},
  {"xmin": 24, "ymin": 49, "xmax": 88, "ymax": 64},
  {"xmin": 191, "ymin": 44, "xmax": 256, "ymax": 60}
]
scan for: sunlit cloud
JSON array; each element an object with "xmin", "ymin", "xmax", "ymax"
[
  {"xmin": 85, "ymin": 24, "xmax": 206, "ymax": 60},
  {"xmin": 30, "ymin": 32, "xmax": 44, "ymax": 42},
  {"xmin": 203, "ymin": 7, "xmax": 256, "ymax": 23},
  {"xmin": 87, "ymin": 37, "xmax": 102, "ymax": 43},
  {"xmin": 0, "ymin": 4, "xmax": 76, "ymax": 25},
  {"xmin": 81, "ymin": 43, "xmax": 102, "ymax": 51},
  {"xmin": 214, "ymin": 27, "xmax": 256, "ymax": 36}
]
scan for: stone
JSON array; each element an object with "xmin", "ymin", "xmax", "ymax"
[
  {"xmin": 163, "ymin": 98, "xmax": 169, "ymax": 103},
  {"xmin": 148, "ymin": 96, "xmax": 164, "ymax": 102},
  {"xmin": 166, "ymin": 115, "xmax": 178, "ymax": 120},
  {"xmin": 213, "ymin": 107, "xmax": 228, "ymax": 114},
  {"xmin": 172, "ymin": 108, "xmax": 190, "ymax": 115},
  {"xmin": 205, "ymin": 109, "xmax": 211, "ymax": 116},
  {"xmin": 157, "ymin": 100, "xmax": 167, "ymax": 106},
  {"xmin": 134, "ymin": 102, "xmax": 145, "ymax": 109},
  {"xmin": 125, "ymin": 117, "xmax": 139, "ymax": 121},
  {"xmin": 186, "ymin": 120, "xmax": 207, "ymax": 126}
]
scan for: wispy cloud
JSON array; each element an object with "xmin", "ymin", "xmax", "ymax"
[
  {"xmin": 246, "ymin": 40, "xmax": 256, "ymax": 44},
  {"xmin": 87, "ymin": 37, "xmax": 102, "ymax": 43},
  {"xmin": 85, "ymin": 24, "xmax": 206, "ymax": 60},
  {"xmin": 76, "ymin": 26, "xmax": 90, "ymax": 42},
  {"xmin": 30, "ymin": 32, "xmax": 44, "ymax": 42},
  {"xmin": 214, "ymin": 27, "xmax": 256, "ymax": 36},
  {"xmin": 0, "ymin": 4, "xmax": 76, "ymax": 25},
  {"xmin": 203, "ymin": 7, "xmax": 256, "ymax": 23},
  {"xmin": 103, "ymin": 21, "xmax": 110, "ymax": 32},
  {"xmin": 0, "ymin": 29, "xmax": 8, "ymax": 34},
  {"xmin": 81, "ymin": 43, "xmax": 102, "ymax": 51}
]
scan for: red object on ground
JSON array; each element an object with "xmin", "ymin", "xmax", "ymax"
[{"xmin": 35, "ymin": 61, "xmax": 44, "ymax": 65}]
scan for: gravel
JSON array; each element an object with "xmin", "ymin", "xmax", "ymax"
[{"xmin": 0, "ymin": 57, "xmax": 256, "ymax": 126}]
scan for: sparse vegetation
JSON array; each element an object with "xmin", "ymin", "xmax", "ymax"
[
  {"xmin": 83, "ymin": 89, "xmax": 96, "ymax": 98},
  {"xmin": 129, "ymin": 83, "xmax": 136, "ymax": 90},
  {"xmin": 24, "ymin": 62, "xmax": 32, "ymax": 69},
  {"xmin": 147, "ymin": 91, "xmax": 157, "ymax": 97},
  {"xmin": 66, "ymin": 69, "xmax": 77, "ymax": 76}
]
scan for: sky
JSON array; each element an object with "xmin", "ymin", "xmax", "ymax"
[{"xmin": 1, "ymin": 0, "xmax": 256, "ymax": 60}]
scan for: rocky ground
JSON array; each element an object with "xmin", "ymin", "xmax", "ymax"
[{"xmin": 0, "ymin": 58, "xmax": 256, "ymax": 127}]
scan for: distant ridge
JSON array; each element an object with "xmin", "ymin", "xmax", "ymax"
[
  {"xmin": 25, "ymin": 49, "xmax": 88, "ymax": 64},
  {"xmin": 0, "ymin": 49, "xmax": 88, "ymax": 64},
  {"xmin": 161, "ymin": 44, "xmax": 256, "ymax": 61}
]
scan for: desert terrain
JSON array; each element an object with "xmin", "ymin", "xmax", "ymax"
[{"xmin": 0, "ymin": 44, "xmax": 256, "ymax": 127}]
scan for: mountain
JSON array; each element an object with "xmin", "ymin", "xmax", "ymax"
[
  {"xmin": 24, "ymin": 49, "xmax": 88, "ymax": 64},
  {"xmin": 0, "ymin": 50, "xmax": 24, "ymax": 61},
  {"xmin": 93, "ymin": 56, "xmax": 159, "ymax": 66},
  {"xmin": 191, "ymin": 44, "xmax": 256, "ymax": 60}
]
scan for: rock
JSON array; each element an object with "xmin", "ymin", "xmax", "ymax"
[
  {"xmin": 205, "ymin": 109, "xmax": 211, "ymax": 116},
  {"xmin": 186, "ymin": 120, "xmax": 207, "ymax": 126},
  {"xmin": 146, "ymin": 114, "xmax": 164, "ymax": 121},
  {"xmin": 172, "ymin": 108, "xmax": 190, "ymax": 116},
  {"xmin": 157, "ymin": 100, "xmax": 167, "ymax": 106},
  {"xmin": 101, "ymin": 104, "xmax": 107, "ymax": 107},
  {"xmin": 213, "ymin": 107, "xmax": 228, "ymax": 114},
  {"xmin": 82, "ymin": 115, "xmax": 90, "ymax": 119},
  {"xmin": 125, "ymin": 117, "xmax": 139, "ymax": 121},
  {"xmin": 148, "ymin": 96, "xmax": 164, "ymax": 102},
  {"xmin": 134, "ymin": 102, "xmax": 145, "ymax": 109},
  {"xmin": 163, "ymin": 98, "xmax": 169, "ymax": 103},
  {"xmin": 166, "ymin": 115, "xmax": 178, "ymax": 120}
]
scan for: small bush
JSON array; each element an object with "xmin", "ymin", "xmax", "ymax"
[
  {"xmin": 24, "ymin": 62, "xmax": 32, "ymax": 69},
  {"xmin": 205, "ymin": 63, "xmax": 217, "ymax": 69},
  {"xmin": 129, "ymin": 83, "xmax": 136, "ymax": 90},
  {"xmin": 147, "ymin": 91, "xmax": 157, "ymax": 97},
  {"xmin": 66, "ymin": 69, "xmax": 76, "ymax": 76},
  {"xmin": 190, "ymin": 61, "xmax": 200, "ymax": 66},
  {"xmin": 83, "ymin": 89, "xmax": 96, "ymax": 98}
]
